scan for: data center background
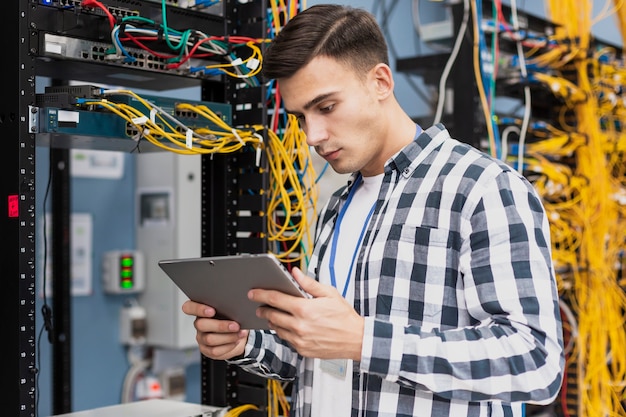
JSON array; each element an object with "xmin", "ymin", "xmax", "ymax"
[{"xmin": 2, "ymin": 1, "xmax": 625, "ymax": 417}]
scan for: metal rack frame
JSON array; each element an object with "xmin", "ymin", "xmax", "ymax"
[{"xmin": 3, "ymin": 0, "xmax": 270, "ymax": 415}]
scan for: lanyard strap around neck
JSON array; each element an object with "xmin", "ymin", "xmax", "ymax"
[{"xmin": 329, "ymin": 175, "xmax": 376, "ymax": 298}]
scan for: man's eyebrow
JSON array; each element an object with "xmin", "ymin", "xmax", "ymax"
[{"xmin": 285, "ymin": 92, "xmax": 336, "ymax": 115}]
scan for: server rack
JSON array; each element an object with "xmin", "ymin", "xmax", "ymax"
[
  {"xmin": 397, "ymin": 2, "xmax": 626, "ymax": 416},
  {"xmin": 4, "ymin": 2, "xmax": 38, "ymax": 415},
  {"xmin": 396, "ymin": 0, "xmax": 558, "ymax": 147},
  {"xmin": 201, "ymin": 2, "xmax": 274, "ymax": 414},
  {"xmin": 3, "ymin": 1, "xmax": 270, "ymax": 415}
]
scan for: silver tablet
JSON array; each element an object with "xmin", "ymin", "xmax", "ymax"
[{"xmin": 158, "ymin": 253, "xmax": 310, "ymax": 329}]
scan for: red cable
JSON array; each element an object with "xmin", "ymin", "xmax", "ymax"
[
  {"xmin": 81, "ymin": 0, "xmax": 116, "ymax": 29},
  {"xmin": 273, "ymin": 83, "xmax": 281, "ymax": 133}
]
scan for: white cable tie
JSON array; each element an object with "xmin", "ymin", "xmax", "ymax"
[
  {"xmin": 232, "ymin": 128, "xmax": 245, "ymax": 145},
  {"xmin": 186, "ymin": 129, "xmax": 193, "ymax": 149},
  {"xmin": 253, "ymin": 133, "xmax": 264, "ymax": 167},
  {"xmin": 246, "ymin": 58, "xmax": 260, "ymax": 70},
  {"xmin": 231, "ymin": 57, "xmax": 243, "ymax": 66},
  {"xmin": 132, "ymin": 116, "xmax": 148, "ymax": 125},
  {"xmin": 133, "ymin": 128, "xmax": 149, "ymax": 142},
  {"xmin": 149, "ymin": 108, "xmax": 157, "ymax": 124}
]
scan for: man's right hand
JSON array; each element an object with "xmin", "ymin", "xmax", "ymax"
[{"xmin": 182, "ymin": 300, "xmax": 249, "ymax": 360}]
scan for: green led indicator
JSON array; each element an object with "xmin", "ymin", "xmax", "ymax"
[
  {"xmin": 121, "ymin": 256, "xmax": 134, "ymax": 267},
  {"xmin": 120, "ymin": 254, "xmax": 134, "ymax": 289},
  {"xmin": 121, "ymin": 280, "xmax": 134, "ymax": 289}
]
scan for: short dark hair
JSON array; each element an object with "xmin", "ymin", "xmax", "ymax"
[{"xmin": 262, "ymin": 4, "xmax": 389, "ymax": 81}]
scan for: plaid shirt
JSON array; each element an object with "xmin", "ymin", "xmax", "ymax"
[{"xmin": 231, "ymin": 124, "xmax": 564, "ymax": 417}]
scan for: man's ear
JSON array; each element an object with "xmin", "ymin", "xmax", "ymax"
[{"xmin": 370, "ymin": 63, "xmax": 394, "ymax": 99}]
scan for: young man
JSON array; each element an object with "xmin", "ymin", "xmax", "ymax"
[{"xmin": 182, "ymin": 4, "xmax": 564, "ymax": 416}]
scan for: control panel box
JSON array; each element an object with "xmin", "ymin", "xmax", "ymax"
[{"xmin": 136, "ymin": 151, "xmax": 201, "ymax": 349}]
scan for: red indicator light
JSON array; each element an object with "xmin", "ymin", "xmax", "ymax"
[{"xmin": 8, "ymin": 195, "xmax": 18, "ymax": 218}]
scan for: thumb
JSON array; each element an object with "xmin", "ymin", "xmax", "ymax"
[{"xmin": 292, "ymin": 267, "xmax": 332, "ymax": 298}]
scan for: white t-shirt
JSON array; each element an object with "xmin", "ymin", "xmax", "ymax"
[{"xmin": 311, "ymin": 173, "xmax": 383, "ymax": 417}]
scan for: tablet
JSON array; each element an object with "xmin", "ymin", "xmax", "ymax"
[{"xmin": 158, "ymin": 253, "xmax": 311, "ymax": 330}]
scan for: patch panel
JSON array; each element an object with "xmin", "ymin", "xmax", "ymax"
[
  {"xmin": 34, "ymin": 30, "xmax": 227, "ymax": 89},
  {"xmin": 41, "ymin": 33, "xmax": 220, "ymax": 79},
  {"xmin": 33, "ymin": 94, "xmax": 232, "ymax": 152},
  {"xmin": 31, "ymin": 0, "xmax": 226, "ymax": 89},
  {"xmin": 41, "ymin": 0, "xmax": 141, "ymax": 18},
  {"xmin": 142, "ymin": 0, "xmax": 223, "ymax": 15}
]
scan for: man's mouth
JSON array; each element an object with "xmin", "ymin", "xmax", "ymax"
[{"xmin": 319, "ymin": 149, "xmax": 340, "ymax": 161}]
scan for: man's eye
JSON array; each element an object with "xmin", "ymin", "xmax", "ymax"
[{"xmin": 320, "ymin": 104, "xmax": 334, "ymax": 113}]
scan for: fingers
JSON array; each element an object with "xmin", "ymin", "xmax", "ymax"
[
  {"xmin": 197, "ymin": 328, "xmax": 248, "ymax": 360},
  {"xmin": 182, "ymin": 299, "xmax": 216, "ymax": 318},
  {"xmin": 291, "ymin": 267, "xmax": 328, "ymax": 297},
  {"xmin": 182, "ymin": 299, "xmax": 248, "ymax": 360},
  {"xmin": 247, "ymin": 268, "xmax": 344, "ymax": 332},
  {"xmin": 249, "ymin": 268, "xmax": 338, "ymax": 309},
  {"xmin": 193, "ymin": 315, "xmax": 241, "ymax": 333}
]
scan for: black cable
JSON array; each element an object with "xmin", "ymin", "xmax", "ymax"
[{"xmin": 35, "ymin": 150, "xmax": 56, "ymax": 417}]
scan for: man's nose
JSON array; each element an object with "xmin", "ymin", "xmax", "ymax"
[{"xmin": 303, "ymin": 116, "xmax": 327, "ymax": 147}]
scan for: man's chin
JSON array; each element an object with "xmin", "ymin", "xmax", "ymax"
[{"xmin": 328, "ymin": 162, "xmax": 352, "ymax": 175}]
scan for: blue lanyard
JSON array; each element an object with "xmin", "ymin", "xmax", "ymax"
[{"xmin": 329, "ymin": 174, "xmax": 376, "ymax": 298}]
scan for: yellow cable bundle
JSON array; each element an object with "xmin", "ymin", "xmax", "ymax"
[
  {"xmin": 523, "ymin": 40, "xmax": 570, "ymax": 69},
  {"xmin": 85, "ymin": 89, "xmax": 319, "ymax": 267},
  {"xmin": 269, "ymin": 0, "xmax": 303, "ymax": 36},
  {"xmin": 83, "ymin": 90, "xmax": 266, "ymax": 155},
  {"xmin": 177, "ymin": 110, "xmax": 319, "ymax": 266},
  {"xmin": 544, "ymin": 1, "xmax": 626, "ymax": 415},
  {"xmin": 525, "ymin": 154, "xmax": 584, "ymax": 294},
  {"xmin": 574, "ymin": 33, "xmax": 626, "ymax": 417},
  {"xmin": 265, "ymin": 114, "xmax": 318, "ymax": 266},
  {"xmin": 531, "ymin": 72, "xmax": 587, "ymax": 105},
  {"xmin": 221, "ymin": 379, "xmax": 289, "ymax": 417},
  {"xmin": 223, "ymin": 404, "xmax": 259, "ymax": 417},
  {"xmin": 526, "ymin": 126, "xmax": 585, "ymax": 158},
  {"xmin": 202, "ymin": 40, "xmax": 264, "ymax": 79},
  {"xmin": 266, "ymin": 379, "xmax": 290, "ymax": 417}
]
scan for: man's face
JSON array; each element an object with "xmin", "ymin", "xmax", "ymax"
[{"xmin": 279, "ymin": 56, "xmax": 388, "ymax": 177}]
